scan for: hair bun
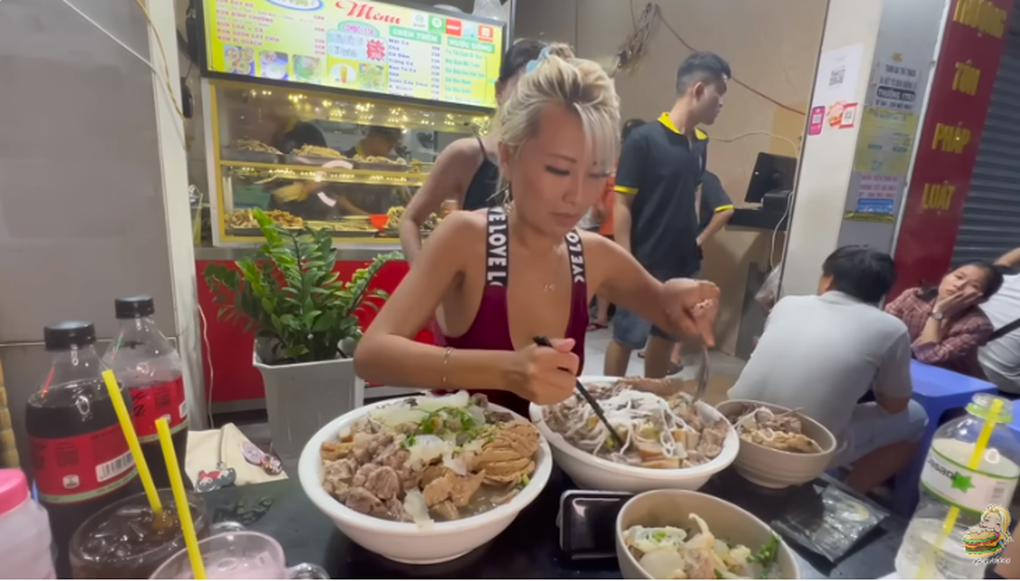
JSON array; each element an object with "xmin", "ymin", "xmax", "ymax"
[{"xmin": 544, "ymin": 42, "xmax": 575, "ymax": 60}]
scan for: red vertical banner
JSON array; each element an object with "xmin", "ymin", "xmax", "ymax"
[{"xmin": 892, "ymin": 0, "xmax": 1014, "ymax": 297}]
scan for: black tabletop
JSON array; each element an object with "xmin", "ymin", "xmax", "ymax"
[{"xmin": 201, "ymin": 468, "xmax": 904, "ymax": 579}]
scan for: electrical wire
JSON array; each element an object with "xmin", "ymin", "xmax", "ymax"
[
  {"xmin": 710, "ymin": 130, "xmax": 802, "ymax": 269},
  {"xmin": 713, "ymin": 130, "xmax": 800, "ymax": 157},
  {"xmin": 62, "ymin": 0, "xmax": 210, "ymax": 424},
  {"xmin": 61, "ymin": 0, "xmax": 185, "ymax": 122},
  {"xmin": 132, "ymin": 0, "xmax": 185, "ymax": 120},
  {"xmin": 632, "ymin": 0, "xmax": 806, "ymax": 117},
  {"xmin": 199, "ymin": 302, "xmax": 216, "ymax": 430}
]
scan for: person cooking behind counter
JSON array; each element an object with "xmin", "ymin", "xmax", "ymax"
[
  {"xmin": 337, "ymin": 125, "xmax": 406, "ymax": 216},
  {"xmin": 270, "ymin": 125, "xmax": 404, "ymax": 218},
  {"xmin": 265, "ymin": 110, "xmax": 336, "ymax": 220}
]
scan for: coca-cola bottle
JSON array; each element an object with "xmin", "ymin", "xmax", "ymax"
[
  {"xmin": 102, "ymin": 296, "xmax": 192, "ymax": 490},
  {"xmin": 25, "ymin": 321, "xmax": 141, "ymax": 576}
]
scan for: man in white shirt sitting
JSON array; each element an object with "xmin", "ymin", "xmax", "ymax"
[
  {"xmin": 730, "ymin": 246, "xmax": 928, "ymax": 494},
  {"xmin": 979, "ymin": 246, "xmax": 1020, "ymax": 394}
]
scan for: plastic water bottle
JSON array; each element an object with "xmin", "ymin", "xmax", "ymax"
[
  {"xmin": 0, "ymin": 469, "xmax": 56, "ymax": 578},
  {"xmin": 895, "ymin": 394, "xmax": 1020, "ymax": 579}
]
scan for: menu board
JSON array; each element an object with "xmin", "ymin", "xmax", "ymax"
[{"xmin": 203, "ymin": 0, "xmax": 503, "ymax": 109}]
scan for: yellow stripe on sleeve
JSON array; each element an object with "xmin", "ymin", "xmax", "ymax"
[
  {"xmin": 615, "ymin": 185, "xmax": 638, "ymax": 195},
  {"xmin": 714, "ymin": 204, "xmax": 734, "ymax": 213}
]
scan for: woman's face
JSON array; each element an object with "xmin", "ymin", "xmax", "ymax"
[
  {"xmin": 500, "ymin": 105, "xmax": 610, "ymax": 237},
  {"xmin": 985, "ymin": 512, "xmax": 1003, "ymax": 531},
  {"xmin": 939, "ymin": 264, "xmax": 990, "ymax": 298}
]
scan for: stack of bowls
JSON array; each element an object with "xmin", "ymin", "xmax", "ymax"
[{"xmin": 715, "ymin": 399, "xmax": 837, "ymax": 489}]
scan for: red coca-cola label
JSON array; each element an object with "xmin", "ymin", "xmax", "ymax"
[
  {"xmin": 130, "ymin": 377, "xmax": 188, "ymax": 442},
  {"xmin": 29, "ymin": 424, "xmax": 137, "ymax": 504}
]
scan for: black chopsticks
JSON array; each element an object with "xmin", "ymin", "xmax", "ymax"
[{"xmin": 532, "ymin": 335, "xmax": 626, "ymax": 449}]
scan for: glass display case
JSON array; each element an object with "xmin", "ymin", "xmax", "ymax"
[
  {"xmin": 196, "ymin": 0, "xmax": 506, "ymax": 247},
  {"xmin": 204, "ymin": 79, "xmax": 492, "ymax": 244}
]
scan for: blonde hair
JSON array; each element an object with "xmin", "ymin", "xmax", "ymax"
[
  {"xmin": 496, "ymin": 43, "xmax": 621, "ymax": 184},
  {"xmin": 983, "ymin": 506, "xmax": 1013, "ymax": 542}
]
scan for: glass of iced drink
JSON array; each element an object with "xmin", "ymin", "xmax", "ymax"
[
  {"xmin": 69, "ymin": 489, "xmax": 211, "ymax": 579},
  {"xmin": 149, "ymin": 531, "xmax": 328, "ymax": 579}
]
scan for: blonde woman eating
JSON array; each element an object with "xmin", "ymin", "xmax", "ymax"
[{"xmin": 354, "ymin": 47, "xmax": 720, "ymax": 414}]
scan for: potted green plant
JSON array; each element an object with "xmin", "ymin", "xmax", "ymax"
[{"xmin": 204, "ymin": 208, "xmax": 399, "ymax": 461}]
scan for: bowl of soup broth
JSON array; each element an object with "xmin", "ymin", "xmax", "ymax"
[{"xmin": 298, "ymin": 391, "xmax": 552, "ymax": 564}]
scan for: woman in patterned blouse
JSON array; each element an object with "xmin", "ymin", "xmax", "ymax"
[{"xmin": 885, "ymin": 261, "xmax": 1004, "ymax": 376}]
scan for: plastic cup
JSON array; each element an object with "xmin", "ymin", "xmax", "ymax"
[
  {"xmin": 149, "ymin": 531, "xmax": 328, "ymax": 579},
  {"xmin": 70, "ymin": 490, "xmax": 213, "ymax": 579}
]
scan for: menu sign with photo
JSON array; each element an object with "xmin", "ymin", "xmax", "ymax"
[{"xmin": 203, "ymin": 0, "xmax": 504, "ymax": 109}]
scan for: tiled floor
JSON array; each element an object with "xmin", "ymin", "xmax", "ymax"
[
  {"xmin": 581, "ymin": 327, "xmax": 747, "ymax": 379},
  {"xmin": 226, "ymin": 328, "xmax": 748, "ymax": 451}
]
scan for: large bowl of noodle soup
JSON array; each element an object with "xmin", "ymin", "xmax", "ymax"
[
  {"xmin": 529, "ymin": 376, "xmax": 739, "ymax": 492},
  {"xmin": 299, "ymin": 391, "xmax": 553, "ymax": 564}
]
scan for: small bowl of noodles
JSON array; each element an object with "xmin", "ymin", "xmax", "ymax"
[
  {"xmin": 616, "ymin": 489, "xmax": 800, "ymax": 579},
  {"xmin": 716, "ymin": 399, "xmax": 836, "ymax": 489},
  {"xmin": 529, "ymin": 376, "xmax": 739, "ymax": 492}
]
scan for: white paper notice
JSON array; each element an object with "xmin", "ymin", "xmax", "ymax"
[
  {"xmin": 811, "ymin": 44, "xmax": 865, "ymax": 109},
  {"xmin": 872, "ymin": 59, "xmax": 921, "ymax": 113}
]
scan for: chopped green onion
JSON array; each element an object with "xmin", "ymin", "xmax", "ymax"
[{"xmin": 747, "ymin": 534, "xmax": 780, "ymax": 578}]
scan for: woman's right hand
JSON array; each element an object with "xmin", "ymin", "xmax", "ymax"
[
  {"xmin": 935, "ymin": 288, "xmax": 982, "ymax": 318},
  {"xmin": 504, "ymin": 338, "xmax": 579, "ymax": 405}
]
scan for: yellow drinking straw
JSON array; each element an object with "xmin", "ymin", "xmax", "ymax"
[
  {"xmin": 917, "ymin": 397, "xmax": 1004, "ymax": 578},
  {"xmin": 156, "ymin": 417, "xmax": 207, "ymax": 579},
  {"xmin": 102, "ymin": 370, "xmax": 162, "ymax": 514}
]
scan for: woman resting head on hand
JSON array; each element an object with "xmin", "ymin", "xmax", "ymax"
[
  {"xmin": 885, "ymin": 260, "xmax": 1004, "ymax": 374},
  {"xmin": 353, "ymin": 45, "xmax": 720, "ymax": 414}
]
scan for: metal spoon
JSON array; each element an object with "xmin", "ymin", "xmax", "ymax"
[{"xmin": 532, "ymin": 335, "xmax": 625, "ymax": 449}]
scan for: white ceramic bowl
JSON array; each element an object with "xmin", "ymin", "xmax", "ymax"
[
  {"xmin": 616, "ymin": 489, "xmax": 800, "ymax": 579},
  {"xmin": 298, "ymin": 397, "xmax": 553, "ymax": 564},
  {"xmin": 715, "ymin": 399, "xmax": 837, "ymax": 489},
  {"xmin": 529, "ymin": 376, "xmax": 739, "ymax": 493}
]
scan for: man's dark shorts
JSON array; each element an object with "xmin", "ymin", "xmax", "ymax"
[{"xmin": 610, "ymin": 271, "xmax": 699, "ymax": 350}]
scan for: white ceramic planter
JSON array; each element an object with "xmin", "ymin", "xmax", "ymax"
[{"xmin": 253, "ymin": 341, "xmax": 364, "ymax": 462}]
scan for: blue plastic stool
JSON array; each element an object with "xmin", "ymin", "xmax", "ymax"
[
  {"xmin": 1005, "ymin": 403, "xmax": 1020, "ymax": 444},
  {"xmin": 890, "ymin": 361, "xmax": 997, "ymax": 515}
]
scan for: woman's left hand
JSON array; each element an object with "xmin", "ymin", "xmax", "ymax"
[{"xmin": 663, "ymin": 279, "xmax": 720, "ymax": 346}]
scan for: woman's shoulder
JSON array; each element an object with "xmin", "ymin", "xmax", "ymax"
[
  {"xmin": 957, "ymin": 305, "xmax": 995, "ymax": 332},
  {"xmin": 440, "ymin": 137, "xmax": 487, "ymax": 164},
  {"xmin": 576, "ymin": 228, "xmax": 609, "ymax": 248},
  {"xmin": 435, "ymin": 208, "xmax": 489, "ymax": 236}
]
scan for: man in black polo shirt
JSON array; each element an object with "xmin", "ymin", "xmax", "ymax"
[{"xmin": 605, "ymin": 51, "xmax": 731, "ymax": 378}]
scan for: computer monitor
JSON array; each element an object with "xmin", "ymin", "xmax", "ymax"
[{"xmin": 744, "ymin": 152, "xmax": 798, "ymax": 204}]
